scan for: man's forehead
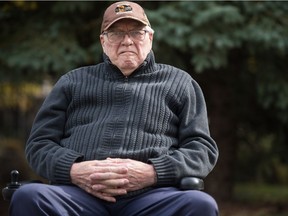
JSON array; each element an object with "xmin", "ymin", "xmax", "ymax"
[{"xmin": 109, "ymin": 19, "xmax": 145, "ymax": 30}]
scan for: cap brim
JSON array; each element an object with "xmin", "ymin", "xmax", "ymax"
[{"xmin": 102, "ymin": 16, "xmax": 149, "ymax": 32}]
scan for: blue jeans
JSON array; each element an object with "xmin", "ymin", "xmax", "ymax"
[{"xmin": 10, "ymin": 183, "xmax": 218, "ymax": 216}]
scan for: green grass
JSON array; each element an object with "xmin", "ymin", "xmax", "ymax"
[
  {"xmin": 234, "ymin": 183, "xmax": 288, "ymax": 204},
  {"xmin": 219, "ymin": 183, "xmax": 288, "ymax": 216}
]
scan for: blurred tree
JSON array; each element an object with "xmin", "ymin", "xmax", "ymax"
[
  {"xmin": 0, "ymin": 1, "xmax": 106, "ymax": 82},
  {"xmin": 0, "ymin": 1, "xmax": 288, "ymax": 202},
  {"xmin": 148, "ymin": 1, "xmax": 288, "ymax": 200}
]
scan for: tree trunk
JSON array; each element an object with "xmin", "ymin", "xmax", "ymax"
[{"xmin": 196, "ymin": 71, "xmax": 238, "ymax": 201}]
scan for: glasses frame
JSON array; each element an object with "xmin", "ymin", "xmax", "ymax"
[{"xmin": 102, "ymin": 29, "xmax": 149, "ymax": 44}]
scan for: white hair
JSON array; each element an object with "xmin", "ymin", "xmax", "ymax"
[{"xmin": 145, "ymin": 25, "xmax": 154, "ymax": 34}]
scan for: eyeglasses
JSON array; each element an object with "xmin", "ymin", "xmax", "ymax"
[{"xmin": 102, "ymin": 30, "xmax": 149, "ymax": 44}]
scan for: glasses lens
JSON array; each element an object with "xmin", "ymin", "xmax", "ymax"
[
  {"xmin": 106, "ymin": 30, "xmax": 147, "ymax": 43},
  {"xmin": 107, "ymin": 32, "xmax": 123, "ymax": 43},
  {"xmin": 130, "ymin": 30, "xmax": 146, "ymax": 41}
]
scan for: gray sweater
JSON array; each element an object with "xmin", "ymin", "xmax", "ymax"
[{"xmin": 26, "ymin": 51, "xmax": 218, "ymax": 190}]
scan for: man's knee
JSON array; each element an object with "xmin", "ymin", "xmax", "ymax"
[
  {"xmin": 10, "ymin": 183, "xmax": 47, "ymax": 216},
  {"xmin": 183, "ymin": 191, "xmax": 218, "ymax": 215},
  {"xmin": 11, "ymin": 183, "xmax": 42, "ymax": 204}
]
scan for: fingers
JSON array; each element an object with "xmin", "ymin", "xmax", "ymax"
[
  {"xmin": 92, "ymin": 185, "xmax": 127, "ymax": 196},
  {"xmin": 90, "ymin": 176, "xmax": 129, "ymax": 197},
  {"xmin": 89, "ymin": 169, "xmax": 128, "ymax": 181},
  {"xmin": 92, "ymin": 178, "xmax": 129, "ymax": 189},
  {"xmin": 93, "ymin": 166, "xmax": 128, "ymax": 176},
  {"xmin": 93, "ymin": 192, "xmax": 117, "ymax": 202},
  {"xmin": 85, "ymin": 184, "xmax": 118, "ymax": 202},
  {"xmin": 87, "ymin": 163, "xmax": 129, "ymax": 201},
  {"xmin": 84, "ymin": 183, "xmax": 127, "ymax": 202}
]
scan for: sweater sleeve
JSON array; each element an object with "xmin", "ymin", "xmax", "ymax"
[
  {"xmin": 25, "ymin": 75, "xmax": 84, "ymax": 184},
  {"xmin": 149, "ymin": 78, "xmax": 218, "ymax": 186}
]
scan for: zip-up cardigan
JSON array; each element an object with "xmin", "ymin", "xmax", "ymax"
[{"xmin": 26, "ymin": 51, "xmax": 218, "ymax": 194}]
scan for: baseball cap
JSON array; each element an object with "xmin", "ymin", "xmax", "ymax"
[{"xmin": 101, "ymin": 1, "xmax": 151, "ymax": 33}]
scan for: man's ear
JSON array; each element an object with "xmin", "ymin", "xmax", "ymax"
[
  {"xmin": 100, "ymin": 35, "xmax": 106, "ymax": 53},
  {"xmin": 149, "ymin": 32, "xmax": 153, "ymax": 42},
  {"xmin": 100, "ymin": 35, "xmax": 105, "ymax": 46},
  {"xmin": 148, "ymin": 33, "xmax": 153, "ymax": 49}
]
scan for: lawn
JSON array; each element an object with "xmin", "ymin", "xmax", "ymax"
[{"xmin": 220, "ymin": 183, "xmax": 288, "ymax": 216}]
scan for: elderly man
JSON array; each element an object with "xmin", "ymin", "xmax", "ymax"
[{"xmin": 10, "ymin": 1, "xmax": 219, "ymax": 215}]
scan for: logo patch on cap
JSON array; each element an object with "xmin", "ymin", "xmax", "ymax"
[{"xmin": 115, "ymin": 4, "xmax": 132, "ymax": 13}]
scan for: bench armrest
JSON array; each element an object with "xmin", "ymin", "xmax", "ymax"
[{"xmin": 179, "ymin": 177, "xmax": 204, "ymax": 190}]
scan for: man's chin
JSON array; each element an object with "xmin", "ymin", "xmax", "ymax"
[{"xmin": 120, "ymin": 58, "xmax": 138, "ymax": 69}]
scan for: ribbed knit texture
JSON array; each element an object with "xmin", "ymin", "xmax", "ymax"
[{"xmin": 26, "ymin": 52, "xmax": 218, "ymax": 195}]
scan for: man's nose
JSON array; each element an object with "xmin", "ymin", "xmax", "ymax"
[{"xmin": 122, "ymin": 33, "xmax": 133, "ymax": 45}]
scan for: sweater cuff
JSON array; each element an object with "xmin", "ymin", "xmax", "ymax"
[
  {"xmin": 148, "ymin": 156, "xmax": 177, "ymax": 186},
  {"xmin": 53, "ymin": 151, "xmax": 84, "ymax": 184}
]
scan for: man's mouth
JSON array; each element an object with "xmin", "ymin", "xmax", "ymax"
[{"xmin": 120, "ymin": 51, "xmax": 135, "ymax": 54}]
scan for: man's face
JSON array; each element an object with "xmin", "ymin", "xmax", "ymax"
[{"xmin": 100, "ymin": 19, "xmax": 153, "ymax": 76}]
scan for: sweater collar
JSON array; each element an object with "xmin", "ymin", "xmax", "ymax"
[{"xmin": 103, "ymin": 51, "xmax": 156, "ymax": 79}]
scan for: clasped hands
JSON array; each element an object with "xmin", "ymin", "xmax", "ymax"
[{"xmin": 70, "ymin": 158, "xmax": 156, "ymax": 202}]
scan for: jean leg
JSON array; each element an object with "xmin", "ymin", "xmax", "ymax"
[
  {"xmin": 115, "ymin": 187, "xmax": 218, "ymax": 216},
  {"xmin": 9, "ymin": 183, "xmax": 110, "ymax": 216}
]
